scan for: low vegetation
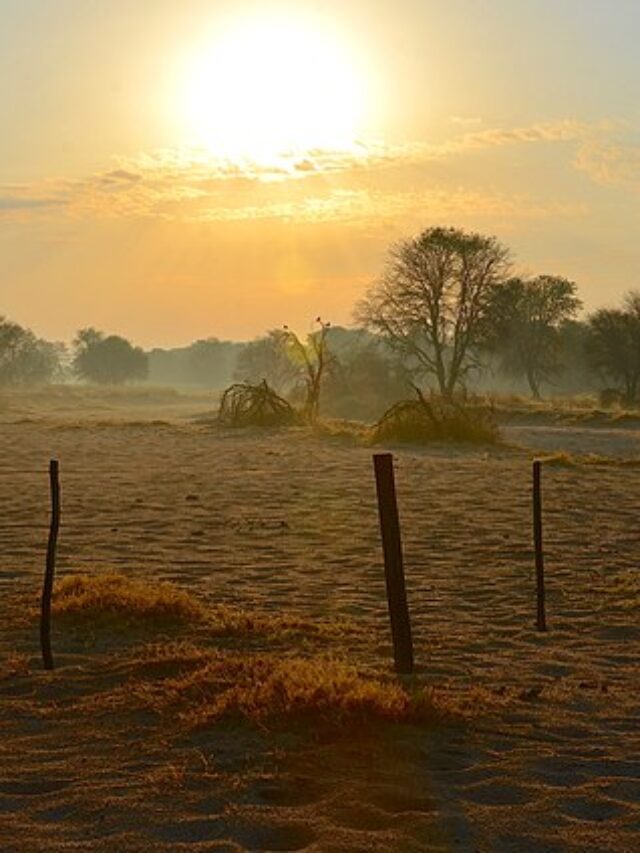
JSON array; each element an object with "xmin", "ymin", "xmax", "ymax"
[
  {"xmin": 218, "ymin": 380, "xmax": 299, "ymax": 428},
  {"xmin": 36, "ymin": 572, "xmax": 365, "ymax": 655},
  {"xmin": 80, "ymin": 642, "xmax": 449, "ymax": 729},
  {"xmin": 19, "ymin": 573, "xmax": 454, "ymax": 729},
  {"xmin": 52, "ymin": 573, "xmax": 206, "ymax": 627},
  {"xmin": 373, "ymin": 388, "xmax": 499, "ymax": 445}
]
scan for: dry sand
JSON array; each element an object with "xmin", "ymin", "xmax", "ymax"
[{"xmin": 0, "ymin": 390, "xmax": 639, "ymax": 851}]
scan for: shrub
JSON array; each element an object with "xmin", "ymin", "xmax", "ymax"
[
  {"xmin": 95, "ymin": 645, "xmax": 449, "ymax": 728},
  {"xmin": 218, "ymin": 380, "xmax": 299, "ymax": 428},
  {"xmin": 373, "ymin": 388, "xmax": 499, "ymax": 445}
]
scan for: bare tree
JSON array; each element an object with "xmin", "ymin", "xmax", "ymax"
[
  {"xmin": 355, "ymin": 227, "xmax": 510, "ymax": 397},
  {"xmin": 282, "ymin": 318, "xmax": 333, "ymax": 422}
]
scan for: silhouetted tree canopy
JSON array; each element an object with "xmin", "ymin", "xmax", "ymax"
[
  {"xmin": 0, "ymin": 317, "xmax": 63, "ymax": 386},
  {"xmin": 587, "ymin": 292, "xmax": 640, "ymax": 403},
  {"xmin": 72, "ymin": 328, "xmax": 148, "ymax": 385},
  {"xmin": 484, "ymin": 276, "xmax": 582, "ymax": 399},
  {"xmin": 356, "ymin": 227, "xmax": 510, "ymax": 397}
]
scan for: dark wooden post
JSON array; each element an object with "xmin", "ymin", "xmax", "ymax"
[
  {"xmin": 373, "ymin": 453, "xmax": 414, "ymax": 674},
  {"xmin": 41, "ymin": 459, "xmax": 60, "ymax": 670},
  {"xmin": 533, "ymin": 460, "xmax": 547, "ymax": 632}
]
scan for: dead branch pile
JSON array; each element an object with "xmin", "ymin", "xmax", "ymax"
[
  {"xmin": 373, "ymin": 387, "xmax": 499, "ymax": 445},
  {"xmin": 218, "ymin": 380, "xmax": 299, "ymax": 428}
]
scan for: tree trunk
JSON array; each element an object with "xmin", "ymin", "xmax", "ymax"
[{"xmin": 526, "ymin": 369, "xmax": 542, "ymax": 400}]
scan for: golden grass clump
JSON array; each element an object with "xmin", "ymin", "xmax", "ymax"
[
  {"xmin": 110, "ymin": 646, "xmax": 445, "ymax": 728},
  {"xmin": 53, "ymin": 573, "xmax": 205, "ymax": 627},
  {"xmin": 373, "ymin": 389, "xmax": 499, "ymax": 446}
]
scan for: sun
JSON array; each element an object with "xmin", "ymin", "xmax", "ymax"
[{"xmin": 182, "ymin": 14, "xmax": 367, "ymax": 160}]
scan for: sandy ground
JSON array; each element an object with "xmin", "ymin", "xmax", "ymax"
[{"xmin": 0, "ymin": 390, "xmax": 639, "ymax": 851}]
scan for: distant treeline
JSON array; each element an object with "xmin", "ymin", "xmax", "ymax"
[{"xmin": 3, "ymin": 226, "xmax": 640, "ymax": 418}]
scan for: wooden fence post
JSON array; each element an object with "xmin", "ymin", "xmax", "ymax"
[
  {"xmin": 373, "ymin": 453, "xmax": 414, "ymax": 674},
  {"xmin": 41, "ymin": 459, "xmax": 60, "ymax": 670},
  {"xmin": 533, "ymin": 460, "xmax": 547, "ymax": 632}
]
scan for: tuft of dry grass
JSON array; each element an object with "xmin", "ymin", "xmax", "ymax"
[
  {"xmin": 52, "ymin": 573, "xmax": 206, "ymax": 628},
  {"xmin": 81, "ymin": 643, "xmax": 450, "ymax": 729},
  {"xmin": 44, "ymin": 573, "xmax": 362, "ymax": 649}
]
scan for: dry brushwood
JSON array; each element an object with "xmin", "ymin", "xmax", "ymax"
[
  {"xmin": 218, "ymin": 380, "xmax": 298, "ymax": 428},
  {"xmin": 373, "ymin": 386, "xmax": 499, "ymax": 445}
]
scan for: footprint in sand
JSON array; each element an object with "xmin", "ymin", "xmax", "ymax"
[
  {"xmin": 368, "ymin": 789, "xmax": 435, "ymax": 815},
  {"xmin": 605, "ymin": 780, "xmax": 640, "ymax": 803},
  {"xmin": 491, "ymin": 834, "xmax": 566, "ymax": 853},
  {"xmin": 0, "ymin": 797, "xmax": 21, "ymax": 814},
  {"xmin": 0, "ymin": 779, "xmax": 71, "ymax": 797},
  {"xmin": 532, "ymin": 756, "xmax": 588, "ymax": 788},
  {"xmin": 153, "ymin": 817, "xmax": 224, "ymax": 844},
  {"xmin": 252, "ymin": 777, "xmax": 326, "ymax": 808},
  {"xmin": 35, "ymin": 804, "xmax": 80, "ymax": 823},
  {"xmin": 230, "ymin": 821, "xmax": 317, "ymax": 851},
  {"xmin": 559, "ymin": 797, "xmax": 628, "ymax": 822},
  {"xmin": 330, "ymin": 802, "xmax": 394, "ymax": 832},
  {"xmin": 460, "ymin": 781, "xmax": 531, "ymax": 806}
]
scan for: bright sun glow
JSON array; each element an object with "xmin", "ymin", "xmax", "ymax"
[{"xmin": 182, "ymin": 15, "xmax": 367, "ymax": 160}]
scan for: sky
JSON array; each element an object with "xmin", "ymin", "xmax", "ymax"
[{"xmin": 1, "ymin": 0, "xmax": 640, "ymax": 347}]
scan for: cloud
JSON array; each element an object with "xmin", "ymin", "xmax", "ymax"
[
  {"xmin": 0, "ymin": 118, "xmax": 607, "ymax": 226},
  {"xmin": 574, "ymin": 140, "xmax": 640, "ymax": 187},
  {"xmin": 0, "ymin": 195, "xmax": 63, "ymax": 211},
  {"xmin": 197, "ymin": 187, "xmax": 587, "ymax": 226}
]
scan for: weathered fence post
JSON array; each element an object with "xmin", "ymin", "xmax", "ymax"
[
  {"xmin": 373, "ymin": 453, "xmax": 414, "ymax": 674},
  {"xmin": 41, "ymin": 459, "xmax": 60, "ymax": 670},
  {"xmin": 533, "ymin": 460, "xmax": 547, "ymax": 632}
]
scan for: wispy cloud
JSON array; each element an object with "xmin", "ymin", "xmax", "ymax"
[
  {"xmin": 574, "ymin": 140, "xmax": 640, "ymax": 187},
  {"xmin": 0, "ymin": 118, "xmax": 611, "ymax": 226},
  {"xmin": 197, "ymin": 187, "xmax": 587, "ymax": 225},
  {"xmin": 0, "ymin": 196, "xmax": 63, "ymax": 211}
]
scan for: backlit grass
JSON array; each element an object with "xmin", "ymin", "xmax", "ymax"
[
  {"xmin": 52, "ymin": 573, "xmax": 206, "ymax": 627},
  {"xmin": 80, "ymin": 642, "xmax": 451, "ymax": 729},
  {"xmin": 48, "ymin": 573, "xmax": 362, "ymax": 649}
]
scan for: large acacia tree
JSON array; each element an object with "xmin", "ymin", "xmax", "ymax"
[
  {"xmin": 484, "ymin": 275, "xmax": 582, "ymax": 399},
  {"xmin": 356, "ymin": 227, "xmax": 510, "ymax": 397}
]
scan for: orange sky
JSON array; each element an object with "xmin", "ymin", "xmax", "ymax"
[{"xmin": 2, "ymin": 0, "xmax": 640, "ymax": 346}]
